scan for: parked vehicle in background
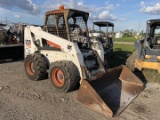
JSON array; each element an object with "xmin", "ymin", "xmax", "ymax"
[
  {"xmin": 0, "ymin": 22, "xmax": 26, "ymax": 60},
  {"xmin": 126, "ymin": 19, "xmax": 160, "ymax": 73},
  {"xmin": 90, "ymin": 21, "xmax": 114, "ymax": 58}
]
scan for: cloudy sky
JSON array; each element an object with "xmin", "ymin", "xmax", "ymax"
[{"xmin": 0, "ymin": 0, "xmax": 160, "ymax": 32}]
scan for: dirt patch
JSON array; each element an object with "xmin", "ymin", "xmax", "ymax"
[{"xmin": 134, "ymin": 104, "xmax": 146, "ymax": 113}]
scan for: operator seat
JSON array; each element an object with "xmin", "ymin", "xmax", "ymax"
[{"xmin": 152, "ymin": 36, "xmax": 160, "ymax": 49}]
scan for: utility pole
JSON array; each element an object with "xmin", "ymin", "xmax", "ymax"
[
  {"xmin": 137, "ymin": 21, "xmax": 141, "ymax": 33},
  {"xmin": 5, "ymin": 17, "xmax": 7, "ymax": 24}
]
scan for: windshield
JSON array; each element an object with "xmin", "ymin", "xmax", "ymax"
[
  {"xmin": 154, "ymin": 26, "xmax": 160, "ymax": 37},
  {"xmin": 68, "ymin": 16, "xmax": 89, "ymax": 48},
  {"xmin": 68, "ymin": 16, "xmax": 88, "ymax": 38}
]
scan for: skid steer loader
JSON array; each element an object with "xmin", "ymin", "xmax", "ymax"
[
  {"xmin": 90, "ymin": 21, "xmax": 114, "ymax": 58},
  {"xmin": 126, "ymin": 19, "xmax": 160, "ymax": 73},
  {"xmin": 24, "ymin": 6, "xmax": 145, "ymax": 117}
]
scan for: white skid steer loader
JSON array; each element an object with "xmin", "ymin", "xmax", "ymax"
[{"xmin": 24, "ymin": 6, "xmax": 145, "ymax": 117}]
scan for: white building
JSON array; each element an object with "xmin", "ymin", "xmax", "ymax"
[{"xmin": 115, "ymin": 32, "xmax": 123, "ymax": 38}]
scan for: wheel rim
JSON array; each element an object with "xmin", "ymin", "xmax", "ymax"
[
  {"xmin": 26, "ymin": 60, "xmax": 35, "ymax": 76},
  {"xmin": 52, "ymin": 68, "xmax": 65, "ymax": 87}
]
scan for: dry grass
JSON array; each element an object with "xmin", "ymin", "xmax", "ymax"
[{"xmin": 142, "ymin": 69, "xmax": 160, "ymax": 84}]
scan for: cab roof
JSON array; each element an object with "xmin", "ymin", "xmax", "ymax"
[
  {"xmin": 147, "ymin": 19, "xmax": 160, "ymax": 25},
  {"xmin": 45, "ymin": 6, "xmax": 89, "ymax": 21},
  {"xmin": 93, "ymin": 21, "xmax": 114, "ymax": 27},
  {"xmin": 46, "ymin": 8, "xmax": 89, "ymax": 15}
]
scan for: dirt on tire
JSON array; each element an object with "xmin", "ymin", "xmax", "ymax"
[
  {"xmin": 24, "ymin": 53, "xmax": 47, "ymax": 81},
  {"xmin": 49, "ymin": 61, "xmax": 80, "ymax": 92}
]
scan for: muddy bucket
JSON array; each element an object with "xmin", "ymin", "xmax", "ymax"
[{"xmin": 77, "ymin": 65, "xmax": 145, "ymax": 117}]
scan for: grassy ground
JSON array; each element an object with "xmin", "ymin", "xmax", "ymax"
[
  {"xmin": 142, "ymin": 69, "xmax": 160, "ymax": 84},
  {"xmin": 114, "ymin": 37, "xmax": 140, "ymax": 42},
  {"xmin": 109, "ymin": 44, "xmax": 160, "ymax": 84},
  {"xmin": 109, "ymin": 44, "xmax": 134, "ymax": 68}
]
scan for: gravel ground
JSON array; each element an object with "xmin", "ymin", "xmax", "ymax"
[{"xmin": 0, "ymin": 60, "xmax": 160, "ymax": 120}]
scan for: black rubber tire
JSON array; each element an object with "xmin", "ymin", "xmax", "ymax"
[
  {"xmin": 126, "ymin": 50, "xmax": 138, "ymax": 71},
  {"xmin": 49, "ymin": 61, "xmax": 80, "ymax": 92},
  {"xmin": 24, "ymin": 53, "xmax": 47, "ymax": 81}
]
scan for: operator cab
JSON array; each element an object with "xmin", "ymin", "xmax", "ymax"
[
  {"xmin": 43, "ymin": 6, "xmax": 102, "ymax": 71},
  {"xmin": 146, "ymin": 19, "xmax": 160, "ymax": 49},
  {"xmin": 44, "ymin": 6, "xmax": 89, "ymax": 49}
]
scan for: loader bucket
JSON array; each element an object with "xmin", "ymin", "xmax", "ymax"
[
  {"xmin": 77, "ymin": 65, "xmax": 145, "ymax": 117},
  {"xmin": 0, "ymin": 44, "xmax": 24, "ymax": 60}
]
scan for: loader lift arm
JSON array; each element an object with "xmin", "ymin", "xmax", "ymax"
[{"xmin": 24, "ymin": 25, "xmax": 85, "ymax": 78}]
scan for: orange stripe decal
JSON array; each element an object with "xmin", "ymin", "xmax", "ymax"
[{"xmin": 47, "ymin": 40, "xmax": 61, "ymax": 49}]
